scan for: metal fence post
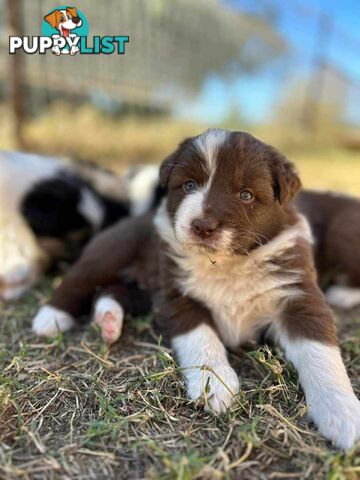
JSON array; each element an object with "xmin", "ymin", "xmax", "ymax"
[{"xmin": 7, "ymin": 0, "xmax": 26, "ymax": 148}]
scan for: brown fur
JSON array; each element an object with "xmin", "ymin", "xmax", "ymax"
[
  {"xmin": 296, "ymin": 190, "xmax": 360, "ymax": 288},
  {"xmin": 273, "ymin": 238, "xmax": 337, "ymax": 344},
  {"xmin": 44, "ymin": 7, "xmax": 79, "ymax": 30},
  {"xmin": 46, "ymin": 130, "xmax": 337, "ymax": 348}
]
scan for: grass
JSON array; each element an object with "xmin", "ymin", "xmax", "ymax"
[
  {"xmin": 0, "ymin": 277, "xmax": 359, "ymax": 479},
  {"xmin": 1, "ymin": 105, "xmax": 360, "ymax": 478}
]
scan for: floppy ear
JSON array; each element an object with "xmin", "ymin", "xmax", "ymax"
[
  {"xmin": 159, "ymin": 153, "xmax": 176, "ymax": 188},
  {"xmin": 268, "ymin": 147, "xmax": 301, "ymax": 204},
  {"xmin": 66, "ymin": 7, "xmax": 78, "ymax": 18},
  {"xmin": 44, "ymin": 11, "xmax": 58, "ymax": 28},
  {"xmin": 159, "ymin": 137, "xmax": 193, "ymax": 187}
]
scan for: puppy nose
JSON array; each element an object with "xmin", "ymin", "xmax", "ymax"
[
  {"xmin": 72, "ymin": 16, "xmax": 81, "ymax": 24},
  {"xmin": 191, "ymin": 218, "xmax": 219, "ymax": 239}
]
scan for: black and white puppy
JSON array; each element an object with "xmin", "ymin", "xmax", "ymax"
[{"xmin": 0, "ymin": 151, "xmax": 160, "ymax": 300}]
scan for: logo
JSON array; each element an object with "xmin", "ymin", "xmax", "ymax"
[{"xmin": 9, "ymin": 6, "xmax": 129, "ymax": 56}]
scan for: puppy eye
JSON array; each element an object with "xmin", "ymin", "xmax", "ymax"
[
  {"xmin": 60, "ymin": 16, "xmax": 65, "ymax": 21},
  {"xmin": 183, "ymin": 180, "xmax": 197, "ymax": 193},
  {"xmin": 239, "ymin": 190, "xmax": 254, "ymax": 202}
]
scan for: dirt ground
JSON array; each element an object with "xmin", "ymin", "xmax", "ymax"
[{"xmin": 0, "ymin": 275, "xmax": 359, "ymax": 480}]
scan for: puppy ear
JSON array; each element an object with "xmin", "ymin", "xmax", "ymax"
[
  {"xmin": 66, "ymin": 7, "xmax": 78, "ymax": 18},
  {"xmin": 159, "ymin": 137, "xmax": 193, "ymax": 187},
  {"xmin": 44, "ymin": 11, "xmax": 58, "ymax": 28},
  {"xmin": 159, "ymin": 153, "xmax": 176, "ymax": 188},
  {"xmin": 268, "ymin": 147, "xmax": 301, "ymax": 204}
]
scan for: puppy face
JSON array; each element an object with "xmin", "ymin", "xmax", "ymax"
[
  {"xmin": 160, "ymin": 129, "xmax": 301, "ymax": 255},
  {"xmin": 44, "ymin": 8, "xmax": 82, "ymax": 36}
]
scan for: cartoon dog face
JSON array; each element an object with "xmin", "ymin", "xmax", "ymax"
[{"xmin": 44, "ymin": 7, "xmax": 82, "ymax": 37}]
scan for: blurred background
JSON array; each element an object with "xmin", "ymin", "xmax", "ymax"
[{"xmin": 1, "ymin": 0, "xmax": 360, "ymax": 194}]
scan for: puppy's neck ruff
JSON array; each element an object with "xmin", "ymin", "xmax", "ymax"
[{"xmin": 155, "ymin": 199, "xmax": 314, "ymax": 347}]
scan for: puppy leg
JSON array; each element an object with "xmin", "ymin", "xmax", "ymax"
[
  {"xmin": 0, "ymin": 216, "xmax": 47, "ymax": 300},
  {"xmin": 326, "ymin": 285, "xmax": 360, "ymax": 309},
  {"xmin": 93, "ymin": 283, "xmax": 151, "ymax": 344},
  {"xmin": 33, "ymin": 217, "xmax": 149, "ymax": 337},
  {"xmin": 275, "ymin": 282, "xmax": 360, "ymax": 450},
  {"xmin": 158, "ymin": 297, "xmax": 239, "ymax": 414}
]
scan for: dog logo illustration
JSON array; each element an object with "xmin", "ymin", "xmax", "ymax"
[
  {"xmin": 9, "ymin": 6, "xmax": 129, "ymax": 56},
  {"xmin": 43, "ymin": 6, "xmax": 88, "ymax": 55}
]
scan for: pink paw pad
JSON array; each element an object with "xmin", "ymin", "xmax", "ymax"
[{"xmin": 93, "ymin": 297, "xmax": 124, "ymax": 344}]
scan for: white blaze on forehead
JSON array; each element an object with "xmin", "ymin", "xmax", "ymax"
[
  {"xmin": 195, "ymin": 128, "xmax": 230, "ymax": 175},
  {"xmin": 59, "ymin": 10, "xmax": 67, "ymax": 20}
]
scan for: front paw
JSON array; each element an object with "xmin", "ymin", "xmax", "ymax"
[
  {"xmin": 32, "ymin": 305, "xmax": 74, "ymax": 337},
  {"xmin": 0, "ymin": 265, "xmax": 35, "ymax": 301},
  {"xmin": 309, "ymin": 390, "xmax": 360, "ymax": 450},
  {"xmin": 186, "ymin": 364, "xmax": 240, "ymax": 414}
]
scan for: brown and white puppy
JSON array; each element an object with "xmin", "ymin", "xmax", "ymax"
[{"xmin": 32, "ymin": 129, "xmax": 360, "ymax": 450}]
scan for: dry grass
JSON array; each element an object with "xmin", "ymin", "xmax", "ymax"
[
  {"xmin": 2, "ymin": 103, "xmax": 360, "ymax": 197},
  {"xmin": 0, "ymin": 277, "xmax": 359, "ymax": 480},
  {"xmin": 1, "ymin": 105, "xmax": 360, "ymax": 478},
  {"xmin": 20, "ymin": 103, "xmax": 205, "ymax": 169}
]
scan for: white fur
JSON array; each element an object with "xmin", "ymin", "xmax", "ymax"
[
  {"xmin": 78, "ymin": 188, "xmax": 104, "ymax": 230},
  {"xmin": 0, "ymin": 264, "xmax": 35, "ymax": 301},
  {"xmin": 32, "ymin": 305, "xmax": 74, "ymax": 337},
  {"xmin": 155, "ymin": 203, "xmax": 312, "ymax": 347},
  {"xmin": 276, "ymin": 333, "xmax": 360, "ymax": 450},
  {"xmin": 127, "ymin": 165, "xmax": 160, "ymax": 216},
  {"xmin": 326, "ymin": 285, "xmax": 360, "ymax": 309},
  {"xmin": 0, "ymin": 151, "xmax": 60, "ymax": 211},
  {"xmin": 58, "ymin": 10, "xmax": 82, "ymax": 34},
  {"xmin": 195, "ymin": 128, "xmax": 230, "ymax": 175},
  {"xmin": 93, "ymin": 296, "xmax": 124, "ymax": 343},
  {"xmin": 172, "ymin": 324, "xmax": 240, "ymax": 413},
  {"xmin": 173, "ymin": 187, "xmax": 234, "ymax": 251},
  {"xmin": 174, "ymin": 189, "xmax": 206, "ymax": 243},
  {"xmin": 0, "ymin": 151, "xmax": 59, "ymax": 299}
]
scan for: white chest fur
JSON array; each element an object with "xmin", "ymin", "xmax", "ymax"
[
  {"xmin": 176, "ymin": 246, "xmax": 301, "ymax": 347},
  {"xmin": 155, "ymin": 204, "xmax": 313, "ymax": 348}
]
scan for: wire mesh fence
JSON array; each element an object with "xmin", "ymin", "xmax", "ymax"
[
  {"xmin": 0, "ymin": 0, "xmax": 284, "ymax": 116},
  {"xmin": 0, "ymin": 0, "xmax": 360, "ymax": 146}
]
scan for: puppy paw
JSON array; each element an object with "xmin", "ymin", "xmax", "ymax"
[
  {"xmin": 93, "ymin": 296, "xmax": 124, "ymax": 344},
  {"xmin": 1, "ymin": 284, "xmax": 29, "ymax": 301},
  {"xmin": 186, "ymin": 364, "xmax": 240, "ymax": 414},
  {"xmin": 309, "ymin": 390, "xmax": 360, "ymax": 450},
  {"xmin": 326, "ymin": 286, "xmax": 360, "ymax": 310},
  {"xmin": 0, "ymin": 265, "xmax": 35, "ymax": 300},
  {"xmin": 32, "ymin": 305, "xmax": 74, "ymax": 337}
]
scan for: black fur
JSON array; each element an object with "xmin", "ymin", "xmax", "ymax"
[
  {"xmin": 21, "ymin": 173, "xmax": 92, "ymax": 238},
  {"xmin": 100, "ymin": 195, "xmax": 130, "ymax": 229}
]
